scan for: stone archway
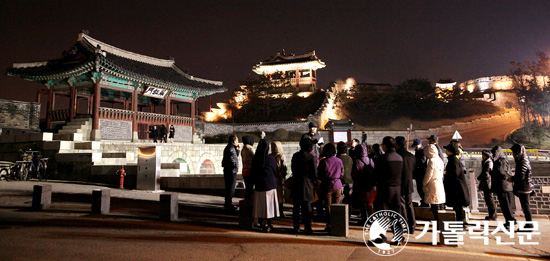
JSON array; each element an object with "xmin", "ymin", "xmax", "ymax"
[
  {"xmin": 198, "ymin": 152, "xmax": 220, "ymax": 174},
  {"xmin": 199, "ymin": 159, "xmax": 216, "ymax": 174}
]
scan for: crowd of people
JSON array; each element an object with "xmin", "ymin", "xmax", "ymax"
[{"xmin": 221, "ymin": 122, "xmax": 536, "ymax": 234}]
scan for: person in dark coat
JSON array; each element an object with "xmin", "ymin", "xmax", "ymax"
[
  {"xmin": 318, "ymin": 143, "xmax": 344, "ymax": 231},
  {"xmin": 510, "ymin": 144, "xmax": 535, "ymax": 230},
  {"xmin": 337, "ymin": 142, "xmax": 353, "ymax": 205},
  {"xmin": 428, "ymin": 135, "xmax": 446, "ymax": 165},
  {"xmin": 396, "ymin": 136, "xmax": 416, "ymax": 232},
  {"xmin": 411, "ymin": 139, "xmax": 428, "ymax": 206},
  {"xmin": 351, "ymin": 144, "xmax": 376, "ymax": 224},
  {"xmin": 490, "ymin": 146, "xmax": 515, "ymax": 227},
  {"xmin": 222, "ymin": 135, "xmax": 240, "ymax": 211},
  {"xmin": 252, "ymin": 139, "xmax": 279, "ymax": 233},
  {"xmin": 477, "ymin": 150, "xmax": 497, "ymax": 221},
  {"xmin": 443, "ymin": 142, "xmax": 470, "ymax": 223},
  {"xmin": 152, "ymin": 125, "xmax": 159, "ymax": 143},
  {"xmin": 290, "ymin": 138, "xmax": 318, "ymax": 234},
  {"xmin": 301, "ymin": 122, "xmax": 323, "ymax": 162},
  {"xmin": 374, "ymin": 136, "xmax": 403, "ymax": 213},
  {"xmin": 168, "ymin": 125, "xmax": 175, "ymax": 143},
  {"xmin": 361, "ymin": 131, "xmax": 367, "ymax": 145},
  {"xmin": 160, "ymin": 125, "xmax": 168, "ymax": 143}
]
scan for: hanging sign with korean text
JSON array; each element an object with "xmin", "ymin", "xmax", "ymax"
[{"xmin": 143, "ymin": 86, "xmax": 169, "ymax": 99}]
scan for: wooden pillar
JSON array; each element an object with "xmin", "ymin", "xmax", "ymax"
[
  {"xmin": 69, "ymin": 85, "xmax": 76, "ymax": 119},
  {"xmin": 191, "ymin": 100, "xmax": 195, "ymax": 134},
  {"xmin": 92, "ymin": 81, "xmax": 101, "ymax": 130},
  {"xmin": 36, "ymin": 89, "xmax": 41, "ymax": 103},
  {"xmin": 132, "ymin": 89, "xmax": 138, "ymax": 141},
  {"xmin": 165, "ymin": 96, "xmax": 171, "ymax": 127}
]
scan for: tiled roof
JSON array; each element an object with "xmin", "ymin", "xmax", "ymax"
[
  {"xmin": 7, "ymin": 33, "xmax": 225, "ymax": 97},
  {"xmin": 259, "ymin": 50, "xmax": 324, "ymax": 66}
]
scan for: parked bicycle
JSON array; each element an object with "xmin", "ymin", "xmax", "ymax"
[{"xmin": 13, "ymin": 150, "xmax": 48, "ymax": 181}]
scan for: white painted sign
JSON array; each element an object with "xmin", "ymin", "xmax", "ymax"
[
  {"xmin": 333, "ymin": 131, "xmax": 348, "ymax": 143},
  {"xmin": 143, "ymin": 86, "xmax": 169, "ymax": 99},
  {"xmin": 452, "ymin": 130, "xmax": 462, "ymax": 140}
]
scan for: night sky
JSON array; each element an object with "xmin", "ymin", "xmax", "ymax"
[{"xmin": 1, "ymin": 0, "xmax": 550, "ymax": 112}]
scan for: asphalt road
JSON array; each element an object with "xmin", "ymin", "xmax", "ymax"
[{"xmin": 438, "ymin": 119, "xmax": 522, "ymax": 148}]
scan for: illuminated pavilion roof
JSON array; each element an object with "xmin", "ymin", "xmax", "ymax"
[{"xmin": 252, "ymin": 50, "xmax": 326, "ymax": 75}]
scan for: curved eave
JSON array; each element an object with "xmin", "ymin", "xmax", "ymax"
[
  {"xmin": 99, "ymin": 58, "xmax": 226, "ymax": 98},
  {"xmin": 6, "ymin": 61, "xmax": 95, "ymax": 82},
  {"xmin": 252, "ymin": 60, "xmax": 326, "ymax": 75}
]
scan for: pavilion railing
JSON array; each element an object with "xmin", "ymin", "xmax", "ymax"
[
  {"xmin": 169, "ymin": 115, "xmax": 193, "ymax": 126},
  {"xmin": 97, "ymin": 107, "xmax": 193, "ymax": 126},
  {"xmin": 48, "ymin": 109, "xmax": 70, "ymax": 122},
  {"xmin": 99, "ymin": 107, "xmax": 134, "ymax": 121},
  {"xmin": 136, "ymin": 111, "xmax": 168, "ymax": 124}
]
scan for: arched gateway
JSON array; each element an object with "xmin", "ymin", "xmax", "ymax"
[{"xmin": 7, "ymin": 32, "xmax": 225, "ymax": 142}]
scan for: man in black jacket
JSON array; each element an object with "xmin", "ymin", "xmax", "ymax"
[
  {"xmin": 396, "ymin": 136, "xmax": 416, "ymax": 232},
  {"xmin": 222, "ymin": 135, "xmax": 240, "ymax": 211},
  {"xmin": 374, "ymin": 136, "xmax": 403, "ymax": 213},
  {"xmin": 411, "ymin": 139, "xmax": 427, "ymax": 206}
]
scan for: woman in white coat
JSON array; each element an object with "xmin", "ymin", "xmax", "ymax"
[{"xmin": 423, "ymin": 144, "xmax": 446, "ymax": 221}]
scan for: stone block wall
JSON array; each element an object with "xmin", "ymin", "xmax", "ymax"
[
  {"xmin": 99, "ymin": 119, "xmax": 132, "ymax": 141},
  {"xmin": 0, "ymin": 99, "xmax": 40, "ymax": 133},
  {"xmin": 203, "ymin": 121, "xmax": 309, "ymax": 136},
  {"xmin": 174, "ymin": 126, "xmax": 192, "ymax": 142}
]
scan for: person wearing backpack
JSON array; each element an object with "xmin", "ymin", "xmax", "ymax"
[{"xmin": 490, "ymin": 146, "xmax": 515, "ymax": 228}]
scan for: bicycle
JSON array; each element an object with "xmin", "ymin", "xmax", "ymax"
[{"xmin": 16, "ymin": 150, "xmax": 48, "ymax": 181}]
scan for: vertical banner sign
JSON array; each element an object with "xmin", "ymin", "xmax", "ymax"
[{"xmin": 143, "ymin": 86, "xmax": 169, "ymax": 99}]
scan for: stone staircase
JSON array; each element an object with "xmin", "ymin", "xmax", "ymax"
[{"xmin": 55, "ymin": 117, "xmax": 92, "ymax": 141}]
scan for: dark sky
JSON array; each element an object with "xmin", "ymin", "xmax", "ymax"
[{"xmin": 1, "ymin": 0, "xmax": 550, "ymax": 112}]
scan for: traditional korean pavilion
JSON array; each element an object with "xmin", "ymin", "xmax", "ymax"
[
  {"xmin": 252, "ymin": 50, "xmax": 326, "ymax": 92},
  {"xmin": 7, "ymin": 32, "xmax": 225, "ymax": 142}
]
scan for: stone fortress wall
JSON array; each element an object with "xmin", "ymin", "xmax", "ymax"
[{"xmin": 0, "ymin": 99, "xmax": 40, "ymax": 134}]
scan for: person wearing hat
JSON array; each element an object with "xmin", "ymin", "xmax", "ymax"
[
  {"xmin": 428, "ymin": 135, "xmax": 446, "ymax": 165},
  {"xmin": 510, "ymin": 143, "xmax": 535, "ymax": 231},
  {"xmin": 302, "ymin": 122, "xmax": 324, "ymax": 162},
  {"xmin": 411, "ymin": 138, "xmax": 427, "ymax": 206},
  {"xmin": 443, "ymin": 142, "xmax": 470, "ymax": 224}
]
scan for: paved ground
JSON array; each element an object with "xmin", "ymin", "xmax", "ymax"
[{"xmin": 1, "ymin": 180, "xmax": 549, "ymax": 260}]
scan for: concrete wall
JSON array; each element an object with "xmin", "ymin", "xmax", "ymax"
[{"xmin": 0, "ymin": 99, "xmax": 40, "ymax": 133}]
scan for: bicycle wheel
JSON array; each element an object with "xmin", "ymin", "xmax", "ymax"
[
  {"xmin": 20, "ymin": 164, "xmax": 29, "ymax": 181},
  {"xmin": 38, "ymin": 162, "xmax": 47, "ymax": 181},
  {"xmin": 0, "ymin": 168, "xmax": 7, "ymax": 181}
]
